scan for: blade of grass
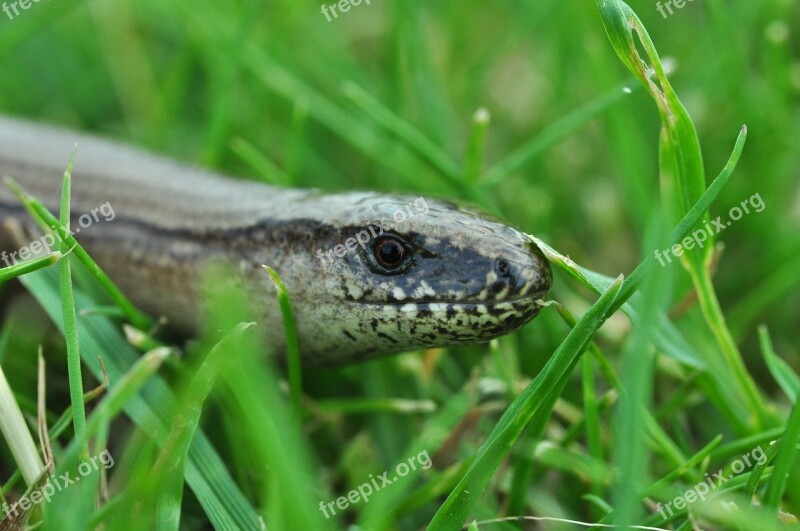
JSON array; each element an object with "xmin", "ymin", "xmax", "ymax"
[
  {"xmin": 744, "ymin": 441, "xmax": 779, "ymax": 500},
  {"xmin": 641, "ymin": 435, "xmax": 723, "ymax": 499},
  {"xmin": 263, "ymin": 266, "xmax": 302, "ymax": 418},
  {"xmin": 58, "ymin": 347, "xmax": 171, "ymax": 467},
  {"xmin": 431, "ymin": 128, "xmax": 758, "ymax": 527},
  {"xmin": 428, "ymin": 275, "xmax": 625, "ymax": 529},
  {"xmin": 201, "ymin": 269, "xmax": 335, "ymax": 531},
  {"xmin": 596, "ymin": 0, "xmax": 706, "ymax": 233},
  {"xmin": 21, "ymin": 268, "xmax": 263, "ymax": 530},
  {"xmin": 763, "ymin": 380, "xmax": 800, "ymax": 512},
  {"xmin": 0, "ymin": 252, "xmax": 61, "ymax": 283},
  {"xmin": 145, "ymin": 325, "xmax": 252, "ymax": 529},
  {"xmin": 47, "ymin": 372, "xmax": 109, "ymax": 441},
  {"xmin": 759, "ymin": 325, "xmax": 800, "ymax": 401},
  {"xmin": 340, "ymin": 81, "xmax": 461, "ymax": 181},
  {"xmin": 315, "ymin": 398, "xmax": 436, "ymax": 415},
  {"xmin": 533, "ymin": 442, "xmax": 610, "ymax": 485},
  {"xmin": 532, "ymin": 119, "xmax": 747, "ymax": 311},
  {"xmin": 711, "ymin": 428, "xmax": 784, "ymax": 462},
  {"xmin": 4, "ymin": 179, "xmax": 153, "ymax": 331},
  {"xmin": 463, "ymin": 107, "xmax": 490, "ymax": 185},
  {"xmin": 358, "ymin": 384, "xmax": 477, "ymax": 529},
  {"xmin": 231, "ymin": 137, "xmax": 292, "ymax": 186},
  {"xmin": 582, "ymin": 356, "xmax": 604, "ymax": 503},
  {"xmin": 611, "ymin": 212, "xmax": 673, "ymax": 526},
  {"xmin": 480, "ymin": 79, "xmax": 639, "ymax": 186},
  {"xmin": 597, "ymin": 0, "xmax": 769, "ymax": 429},
  {"xmin": 243, "ymin": 49, "xmax": 442, "ymax": 193},
  {"xmin": 0, "ymin": 366, "xmax": 44, "ymax": 486},
  {"xmin": 553, "ymin": 302, "xmax": 622, "ymax": 389},
  {"xmin": 532, "ymin": 125, "xmax": 758, "ymax": 430},
  {"xmin": 56, "ymin": 148, "xmax": 88, "ymax": 458}
]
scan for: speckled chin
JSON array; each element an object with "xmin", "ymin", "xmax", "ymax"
[
  {"xmin": 348, "ymin": 296, "xmax": 546, "ymax": 340},
  {"xmin": 329, "ymin": 291, "xmax": 548, "ymax": 357}
]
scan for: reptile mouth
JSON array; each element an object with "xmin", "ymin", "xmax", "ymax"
[
  {"xmin": 361, "ymin": 295, "xmax": 542, "ymax": 307},
  {"xmin": 343, "ymin": 292, "xmax": 547, "ymax": 318},
  {"xmin": 342, "ymin": 275, "xmax": 551, "ymax": 311}
]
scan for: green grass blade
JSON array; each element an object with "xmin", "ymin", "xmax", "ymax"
[
  {"xmin": 5, "ymin": 179, "xmax": 153, "ymax": 331},
  {"xmin": 231, "ymin": 137, "xmax": 292, "ymax": 186},
  {"xmin": 596, "ymin": 0, "xmax": 706, "ymax": 234},
  {"xmin": 0, "ymin": 367, "xmax": 44, "ymax": 486},
  {"xmin": 263, "ymin": 266, "xmax": 302, "ymax": 417},
  {"xmin": 200, "ymin": 270, "xmax": 335, "ymax": 531},
  {"xmin": 763, "ymin": 397, "xmax": 800, "ymax": 512},
  {"xmin": 428, "ymin": 275, "xmax": 624, "ymax": 529},
  {"xmin": 244, "ymin": 50, "xmax": 441, "ymax": 193},
  {"xmin": 58, "ymin": 347, "xmax": 171, "ymax": 467},
  {"xmin": 139, "ymin": 325, "xmax": 252, "ymax": 530},
  {"xmin": 341, "ymin": 81, "xmax": 461, "ymax": 181},
  {"xmin": 0, "ymin": 252, "xmax": 60, "ymax": 283},
  {"xmin": 56, "ymin": 149, "xmax": 88, "ymax": 458},
  {"xmin": 744, "ymin": 442, "xmax": 779, "ymax": 500},
  {"xmin": 463, "ymin": 107, "xmax": 490, "ymax": 185},
  {"xmin": 612, "ymin": 215, "xmax": 673, "ymax": 525},
  {"xmin": 582, "ymin": 356, "xmax": 604, "ymax": 501},
  {"xmin": 532, "ymin": 123, "xmax": 749, "ymax": 370},
  {"xmin": 760, "ymin": 325, "xmax": 800, "ymax": 401},
  {"xmin": 20, "ymin": 268, "xmax": 263, "ymax": 530},
  {"xmin": 532, "ymin": 119, "xmax": 746, "ymax": 300},
  {"xmin": 357, "ymin": 388, "xmax": 476, "ymax": 529},
  {"xmin": 481, "ymin": 79, "xmax": 639, "ymax": 186},
  {"xmin": 641, "ymin": 435, "xmax": 723, "ymax": 498},
  {"xmin": 597, "ymin": 0, "xmax": 769, "ymax": 430}
]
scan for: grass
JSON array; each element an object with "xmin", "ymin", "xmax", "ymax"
[{"xmin": 1, "ymin": 0, "xmax": 799, "ymax": 529}]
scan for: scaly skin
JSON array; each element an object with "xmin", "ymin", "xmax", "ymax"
[{"xmin": 0, "ymin": 116, "xmax": 552, "ymax": 366}]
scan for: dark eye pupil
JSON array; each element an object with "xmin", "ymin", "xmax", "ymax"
[
  {"xmin": 375, "ymin": 239, "xmax": 405, "ymax": 268},
  {"xmin": 496, "ymin": 259, "xmax": 510, "ymax": 275}
]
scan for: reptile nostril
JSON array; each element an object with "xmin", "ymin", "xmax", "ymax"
[{"xmin": 495, "ymin": 258, "xmax": 511, "ymax": 278}]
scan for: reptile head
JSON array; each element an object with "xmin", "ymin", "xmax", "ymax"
[{"xmin": 277, "ymin": 193, "xmax": 552, "ymax": 365}]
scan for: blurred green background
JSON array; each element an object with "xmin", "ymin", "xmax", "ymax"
[{"xmin": 1, "ymin": 0, "xmax": 799, "ymax": 529}]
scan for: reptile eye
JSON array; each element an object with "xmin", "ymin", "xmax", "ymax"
[
  {"xmin": 373, "ymin": 238, "xmax": 406, "ymax": 269},
  {"xmin": 495, "ymin": 258, "xmax": 511, "ymax": 277}
]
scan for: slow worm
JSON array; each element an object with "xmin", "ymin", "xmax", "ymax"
[{"xmin": 0, "ymin": 116, "xmax": 551, "ymax": 366}]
